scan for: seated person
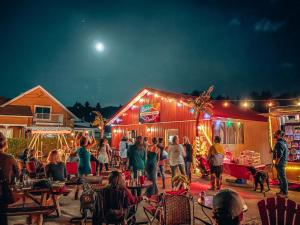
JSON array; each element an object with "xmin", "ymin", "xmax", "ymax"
[
  {"xmin": 67, "ymin": 152, "xmax": 79, "ymax": 162},
  {"xmin": 107, "ymin": 171, "xmax": 142, "ymax": 205},
  {"xmin": 212, "ymin": 189, "xmax": 245, "ymax": 225},
  {"xmin": 45, "ymin": 150, "xmax": 67, "ymax": 181},
  {"xmin": 27, "ymin": 149, "xmax": 44, "ymax": 173},
  {"xmin": 0, "ymin": 132, "xmax": 19, "ymax": 184},
  {"xmin": 19, "ymin": 148, "xmax": 29, "ymax": 164}
]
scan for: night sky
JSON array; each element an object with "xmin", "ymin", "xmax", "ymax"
[{"xmin": 0, "ymin": 0, "xmax": 299, "ymax": 106}]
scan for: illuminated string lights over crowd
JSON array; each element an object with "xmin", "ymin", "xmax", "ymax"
[{"xmin": 110, "ymin": 89, "xmax": 300, "ymax": 127}]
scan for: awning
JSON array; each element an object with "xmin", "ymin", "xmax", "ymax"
[{"xmin": 27, "ymin": 126, "xmax": 72, "ymax": 134}]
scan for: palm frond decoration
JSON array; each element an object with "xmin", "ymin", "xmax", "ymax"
[
  {"xmin": 188, "ymin": 86, "xmax": 214, "ymax": 137},
  {"xmin": 91, "ymin": 111, "xmax": 107, "ymax": 138}
]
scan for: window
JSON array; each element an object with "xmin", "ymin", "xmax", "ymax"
[
  {"xmin": 213, "ymin": 121, "xmax": 244, "ymax": 144},
  {"xmin": 35, "ymin": 106, "xmax": 51, "ymax": 119},
  {"xmin": 165, "ymin": 129, "xmax": 179, "ymax": 145}
]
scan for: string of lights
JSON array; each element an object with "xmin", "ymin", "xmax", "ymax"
[{"xmin": 110, "ymin": 89, "xmax": 300, "ymax": 125}]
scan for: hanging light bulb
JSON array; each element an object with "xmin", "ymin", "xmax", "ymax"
[
  {"xmin": 242, "ymin": 101, "xmax": 249, "ymax": 108},
  {"xmin": 204, "ymin": 113, "xmax": 211, "ymax": 119},
  {"xmin": 267, "ymin": 101, "xmax": 273, "ymax": 107},
  {"xmin": 297, "ymin": 100, "xmax": 300, "ymax": 106},
  {"xmin": 223, "ymin": 101, "xmax": 229, "ymax": 107},
  {"xmin": 154, "ymin": 93, "xmax": 159, "ymax": 98}
]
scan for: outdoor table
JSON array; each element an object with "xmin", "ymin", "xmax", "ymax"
[
  {"xmin": 126, "ymin": 180, "xmax": 153, "ymax": 197},
  {"xmin": 65, "ymin": 175, "xmax": 103, "ymax": 200},
  {"xmin": 126, "ymin": 181, "xmax": 153, "ymax": 225},
  {"xmin": 14, "ymin": 181, "xmax": 66, "ymax": 217},
  {"xmin": 223, "ymin": 163, "xmax": 266, "ymax": 180},
  {"xmin": 197, "ymin": 196, "xmax": 248, "ymax": 225}
]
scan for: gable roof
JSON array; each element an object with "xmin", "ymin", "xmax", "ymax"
[
  {"xmin": 0, "ymin": 105, "xmax": 32, "ymax": 117},
  {"xmin": 1, "ymin": 85, "xmax": 79, "ymax": 120},
  {"xmin": 0, "ymin": 96, "xmax": 9, "ymax": 105},
  {"xmin": 107, "ymin": 87, "xmax": 267, "ymax": 125}
]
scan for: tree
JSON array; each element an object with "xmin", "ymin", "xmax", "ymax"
[{"xmin": 95, "ymin": 102, "xmax": 101, "ymax": 111}]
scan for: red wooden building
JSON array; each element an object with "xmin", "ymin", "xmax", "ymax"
[{"xmin": 107, "ymin": 87, "xmax": 272, "ymax": 164}]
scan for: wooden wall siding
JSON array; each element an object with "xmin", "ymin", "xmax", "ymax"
[
  {"xmin": 8, "ymin": 87, "xmax": 73, "ymax": 126},
  {"xmin": 0, "ymin": 116, "xmax": 31, "ymax": 126},
  {"xmin": 116, "ymin": 94, "xmax": 195, "ymax": 125},
  {"xmin": 112, "ymin": 119, "xmax": 271, "ymax": 164},
  {"xmin": 111, "ymin": 92, "xmax": 270, "ymax": 163},
  {"xmin": 221, "ymin": 120, "xmax": 271, "ymax": 164},
  {"xmin": 112, "ymin": 120, "xmax": 197, "ymax": 147}
]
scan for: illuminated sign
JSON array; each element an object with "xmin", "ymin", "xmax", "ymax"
[{"xmin": 139, "ymin": 103, "xmax": 160, "ymax": 123}]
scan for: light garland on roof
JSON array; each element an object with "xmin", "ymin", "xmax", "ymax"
[{"xmin": 110, "ymin": 90, "xmax": 300, "ymax": 125}]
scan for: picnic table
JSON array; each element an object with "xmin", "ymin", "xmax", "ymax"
[{"xmin": 0, "ymin": 181, "xmax": 65, "ymax": 225}]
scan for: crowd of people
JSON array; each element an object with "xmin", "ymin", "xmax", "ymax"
[{"xmin": 0, "ymin": 127, "xmax": 291, "ymax": 225}]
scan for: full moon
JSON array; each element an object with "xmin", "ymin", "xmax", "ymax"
[{"xmin": 95, "ymin": 42, "xmax": 105, "ymax": 52}]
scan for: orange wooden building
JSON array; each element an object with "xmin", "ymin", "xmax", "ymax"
[
  {"xmin": 108, "ymin": 87, "xmax": 272, "ymax": 164},
  {"xmin": 0, "ymin": 85, "xmax": 78, "ymax": 138}
]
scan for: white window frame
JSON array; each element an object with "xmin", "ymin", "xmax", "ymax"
[
  {"xmin": 165, "ymin": 129, "xmax": 179, "ymax": 146},
  {"xmin": 34, "ymin": 105, "xmax": 52, "ymax": 121}
]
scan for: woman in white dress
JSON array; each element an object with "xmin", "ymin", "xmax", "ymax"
[
  {"xmin": 98, "ymin": 138, "xmax": 111, "ymax": 173},
  {"xmin": 168, "ymin": 135, "xmax": 186, "ymax": 187}
]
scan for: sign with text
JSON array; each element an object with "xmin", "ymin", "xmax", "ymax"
[{"xmin": 139, "ymin": 103, "xmax": 160, "ymax": 123}]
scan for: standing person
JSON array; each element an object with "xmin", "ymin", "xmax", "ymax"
[
  {"xmin": 127, "ymin": 136, "xmax": 146, "ymax": 196},
  {"xmin": 145, "ymin": 137, "xmax": 159, "ymax": 197},
  {"xmin": 273, "ymin": 130, "xmax": 289, "ymax": 197},
  {"xmin": 168, "ymin": 135, "xmax": 186, "ymax": 188},
  {"xmin": 0, "ymin": 132, "xmax": 20, "ymax": 225},
  {"xmin": 119, "ymin": 136, "xmax": 128, "ymax": 171},
  {"xmin": 127, "ymin": 136, "xmax": 146, "ymax": 177},
  {"xmin": 98, "ymin": 138, "xmax": 111, "ymax": 173},
  {"xmin": 157, "ymin": 137, "xmax": 167, "ymax": 189},
  {"xmin": 183, "ymin": 136, "xmax": 193, "ymax": 182},
  {"xmin": 76, "ymin": 134, "xmax": 95, "ymax": 176},
  {"xmin": 0, "ymin": 132, "xmax": 20, "ymax": 184},
  {"xmin": 143, "ymin": 137, "xmax": 149, "ymax": 151},
  {"xmin": 207, "ymin": 136, "xmax": 225, "ymax": 191},
  {"xmin": 45, "ymin": 150, "xmax": 66, "ymax": 181}
]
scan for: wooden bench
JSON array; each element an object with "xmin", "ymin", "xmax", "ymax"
[{"xmin": 0, "ymin": 205, "xmax": 56, "ymax": 225}]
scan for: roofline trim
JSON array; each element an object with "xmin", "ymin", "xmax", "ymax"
[{"xmin": 1, "ymin": 85, "xmax": 79, "ymax": 120}]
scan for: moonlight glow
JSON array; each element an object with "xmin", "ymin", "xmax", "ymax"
[{"xmin": 95, "ymin": 42, "xmax": 105, "ymax": 52}]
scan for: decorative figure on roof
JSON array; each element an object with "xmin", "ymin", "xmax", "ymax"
[{"xmin": 91, "ymin": 111, "xmax": 107, "ymax": 138}]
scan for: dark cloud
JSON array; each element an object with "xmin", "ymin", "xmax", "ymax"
[{"xmin": 254, "ymin": 18, "xmax": 285, "ymax": 32}]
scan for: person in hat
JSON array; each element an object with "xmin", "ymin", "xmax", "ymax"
[
  {"xmin": 213, "ymin": 189, "xmax": 246, "ymax": 225},
  {"xmin": 273, "ymin": 130, "xmax": 289, "ymax": 197}
]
